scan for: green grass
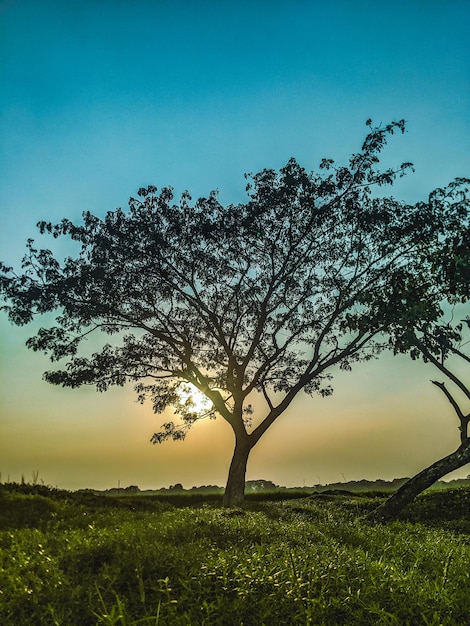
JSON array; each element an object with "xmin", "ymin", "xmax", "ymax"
[{"xmin": 1, "ymin": 484, "xmax": 470, "ymax": 625}]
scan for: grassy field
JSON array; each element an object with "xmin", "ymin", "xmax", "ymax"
[{"xmin": 1, "ymin": 484, "xmax": 470, "ymax": 625}]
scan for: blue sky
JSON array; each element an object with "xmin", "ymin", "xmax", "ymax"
[{"xmin": 0, "ymin": 0, "xmax": 469, "ymax": 490}]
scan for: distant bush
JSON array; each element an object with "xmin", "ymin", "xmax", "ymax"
[
  {"xmin": 0, "ymin": 481, "xmax": 68, "ymax": 499},
  {"xmin": 0, "ymin": 491, "xmax": 59, "ymax": 530}
]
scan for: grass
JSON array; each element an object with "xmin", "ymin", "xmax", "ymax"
[{"xmin": 1, "ymin": 483, "xmax": 470, "ymax": 624}]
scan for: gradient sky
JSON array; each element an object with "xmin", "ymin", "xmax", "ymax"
[{"xmin": 1, "ymin": 0, "xmax": 469, "ymax": 490}]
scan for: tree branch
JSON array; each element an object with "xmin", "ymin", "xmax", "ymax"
[
  {"xmin": 414, "ymin": 336, "xmax": 470, "ymax": 401},
  {"xmin": 432, "ymin": 380, "xmax": 469, "ymax": 443}
]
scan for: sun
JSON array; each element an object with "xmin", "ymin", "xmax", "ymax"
[{"xmin": 177, "ymin": 382, "xmax": 213, "ymax": 414}]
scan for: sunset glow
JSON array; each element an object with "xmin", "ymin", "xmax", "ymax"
[{"xmin": 177, "ymin": 383, "xmax": 213, "ymax": 416}]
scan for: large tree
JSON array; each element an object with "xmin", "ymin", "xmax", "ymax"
[
  {"xmin": 370, "ymin": 222, "xmax": 470, "ymax": 522},
  {"xmin": 0, "ymin": 121, "xmax": 461, "ymax": 506}
]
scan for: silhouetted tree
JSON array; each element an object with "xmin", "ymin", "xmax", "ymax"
[
  {"xmin": 370, "ymin": 223, "xmax": 470, "ymax": 521},
  {"xmin": 169, "ymin": 483, "xmax": 183, "ymax": 491},
  {"xmin": 246, "ymin": 479, "xmax": 278, "ymax": 492},
  {"xmin": 1, "ymin": 120, "xmax": 464, "ymax": 506}
]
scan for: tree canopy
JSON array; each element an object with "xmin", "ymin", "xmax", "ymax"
[
  {"xmin": 370, "ymin": 214, "xmax": 469, "ymax": 521},
  {"xmin": 1, "ymin": 120, "xmax": 467, "ymax": 505}
]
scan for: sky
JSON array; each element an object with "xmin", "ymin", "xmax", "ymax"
[{"xmin": 0, "ymin": 0, "xmax": 469, "ymax": 491}]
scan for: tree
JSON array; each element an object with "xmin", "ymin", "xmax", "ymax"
[
  {"xmin": 0, "ymin": 120, "xmax": 461, "ymax": 506},
  {"xmin": 246, "ymin": 479, "xmax": 278, "ymax": 492},
  {"xmin": 369, "ymin": 317, "xmax": 470, "ymax": 522},
  {"xmin": 369, "ymin": 223, "xmax": 470, "ymax": 522},
  {"xmin": 169, "ymin": 483, "xmax": 183, "ymax": 491}
]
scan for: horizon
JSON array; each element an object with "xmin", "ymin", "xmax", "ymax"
[{"xmin": 4, "ymin": 472, "xmax": 470, "ymax": 494}]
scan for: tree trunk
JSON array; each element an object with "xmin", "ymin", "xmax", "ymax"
[
  {"xmin": 223, "ymin": 436, "xmax": 252, "ymax": 507},
  {"xmin": 368, "ymin": 442, "xmax": 470, "ymax": 522}
]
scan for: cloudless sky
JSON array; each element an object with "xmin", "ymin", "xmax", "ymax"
[{"xmin": 1, "ymin": 0, "xmax": 469, "ymax": 490}]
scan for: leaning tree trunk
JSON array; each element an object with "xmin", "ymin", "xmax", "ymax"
[
  {"xmin": 368, "ymin": 442, "xmax": 470, "ymax": 522},
  {"xmin": 223, "ymin": 435, "xmax": 252, "ymax": 507}
]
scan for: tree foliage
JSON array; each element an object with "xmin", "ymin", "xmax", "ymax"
[
  {"xmin": 369, "ymin": 214, "xmax": 469, "ymax": 521},
  {"xmin": 1, "ymin": 120, "xmax": 467, "ymax": 505}
]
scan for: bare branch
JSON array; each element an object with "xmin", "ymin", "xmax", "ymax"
[{"xmin": 432, "ymin": 380, "xmax": 469, "ymax": 443}]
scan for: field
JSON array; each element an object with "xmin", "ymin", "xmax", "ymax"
[{"xmin": 1, "ymin": 484, "xmax": 470, "ymax": 625}]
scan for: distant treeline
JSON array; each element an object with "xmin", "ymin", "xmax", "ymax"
[{"xmin": 79, "ymin": 476, "xmax": 470, "ymax": 496}]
